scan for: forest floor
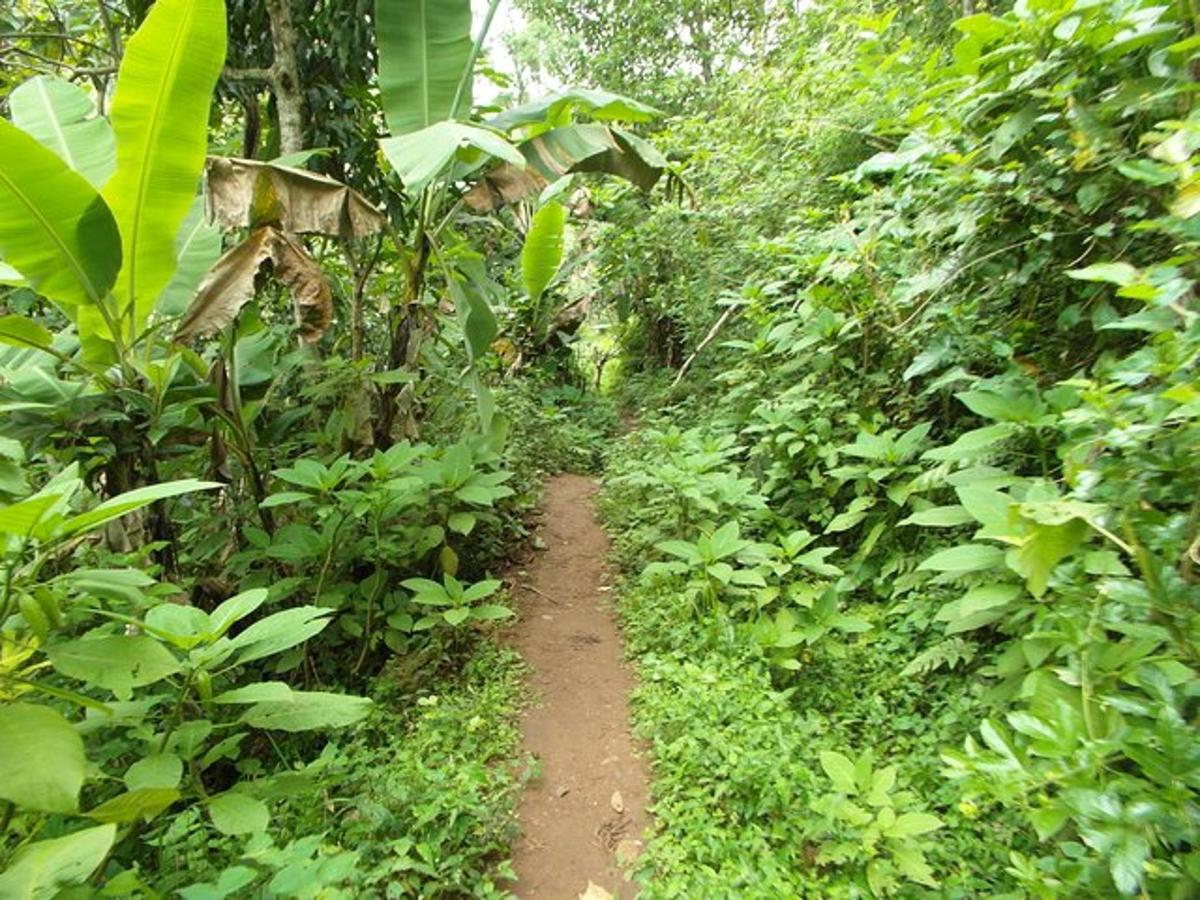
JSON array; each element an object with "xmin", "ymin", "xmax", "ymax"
[{"xmin": 506, "ymin": 474, "xmax": 650, "ymax": 898}]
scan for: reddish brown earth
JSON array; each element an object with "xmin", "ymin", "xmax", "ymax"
[{"xmin": 506, "ymin": 474, "xmax": 650, "ymax": 899}]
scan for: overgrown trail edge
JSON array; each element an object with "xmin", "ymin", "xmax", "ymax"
[{"xmin": 508, "ymin": 474, "xmax": 650, "ymax": 898}]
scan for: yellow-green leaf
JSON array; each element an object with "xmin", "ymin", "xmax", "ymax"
[{"xmin": 103, "ymin": 0, "xmax": 227, "ymax": 339}]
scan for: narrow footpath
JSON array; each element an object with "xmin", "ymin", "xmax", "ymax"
[{"xmin": 507, "ymin": 474, "xmax": 650, "ymax": 899}]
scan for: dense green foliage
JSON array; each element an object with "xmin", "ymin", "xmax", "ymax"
[
  {"xmin": 0, "ymin": 0, "xmax": 655, "ymax": 894},
  {"xmin": 3, "ymin": 0, "xmax": 1199, "ymax": 896},
  {"xmin": 576, "ymin": 1, "xmax": 1200, "ymax": 896}
]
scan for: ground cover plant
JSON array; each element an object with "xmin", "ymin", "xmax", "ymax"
[{"xmin": 2, "ymin": 0, "xmax": 1199, "ymax": 897}]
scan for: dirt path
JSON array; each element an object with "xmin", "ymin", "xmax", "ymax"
[{"xmin": 507, "ymin": 474, "xmax": 650, "ymax": 898}]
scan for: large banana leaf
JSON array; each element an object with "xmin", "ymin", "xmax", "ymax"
[
  {"xmin": 0, "ymin": 118, "xmax": 121, "ymax": 321},
  {"xmin": 156, "ymin": 195, "xmax": 222, "ymax": 319},
  {"xmin": 572, "ymin": 127, "xmax": 667, "ymax": 189},
  {"xmin": 175, "ymin": 227, "xmax": 332, "ymax": 344},
  {"xmin": 205, "ymin": 157, "xmax": 386, "ymax": 238},
  {"xmin": 487, "ymin": 88, "xmax": 663, "ymax": 135},
  {"xmin": 9, "ymin": 76, "xmax": 116, "ymax": 189},
  {"xmin": 464, "ymin": 124, "xmax": 667, "ymax": 212},
  {"xmin": 521, "ymin": 201, "xmax": 566, "ymax": 302},
  {"xmin": 380, "ymin": 121, "xmax": 523, "ymax": 192},
  {"xmin": 103, "ymin": 0, "xmax": 226, "ymax": 341},
  {"xmin": 375, "ymin": 0, "xmax": 473, "ymax": 136}
]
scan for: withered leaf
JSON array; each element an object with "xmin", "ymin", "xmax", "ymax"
[
  {"xmin": 174, "ymin": 227, "xmax": 332, "ymax": 344},
  {"xmin": 206, "ymin": 157, "xmax": 386, "ymax": 239}
]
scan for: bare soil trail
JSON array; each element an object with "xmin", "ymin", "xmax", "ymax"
[{"xmin": 507, "ymin": 474, "xmax": 650, "ymax": 899}]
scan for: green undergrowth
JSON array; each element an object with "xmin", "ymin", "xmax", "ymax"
[
  {"xmin": 158, "ymin": 640, "xmax": 528, "ymax": 899},
  {"xmin": 599, "ymin": 428, "xmax": 1012, "ymax": 899},
  {"xmin": 316, "ymin": 641, "xmax": 528, "ymax": 898}
]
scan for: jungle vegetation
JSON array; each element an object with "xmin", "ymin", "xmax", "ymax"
[{"xmin": 0, "ymin": 0, "xmax": 1197, "ymax": 897}]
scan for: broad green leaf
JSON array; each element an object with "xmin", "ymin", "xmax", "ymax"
[
  {"xmin": 402, "ymin": 577, "xmax": 449, "ymax": 598},
  {"xmin": 62, "ymin": 568, "xmax": 155, "ymax": 605},
  {"xmin": 657, "ymin": 539, "xmax": 699, "ymax": 561},
  {"xmin": 380, "ymin": 121, "xmax": 523, "ymax": 192},
  {"xmin": 1028, "ymin": 804, "xmax": 1070, "ymax": 840},
  {"xmin": 1066, "ymin": 262, "xmax": 1139, "ymax": 285},
  {"xmin": 457, "ymin": 483, "xmax": 511, "ymax": 504},
  {"xmin": 444, "ymin": 607, "xmax": 471, "ymax": 626},
  {"xmin": 0, "ymin": 703, "xmax": 86, "ymax": 813},
  {"xmin": 937, "ymin": 583, "xmax": 1021, "ymax": 634},
  {"xmin": 124, "ymin": 753, "xmax": 183, "ymax": 791},
  {"xmin": 47, "ymin": 635, "xmax": 181, "ymax": 699},
  {"xmin": 548, "ymin": 125, "xmax": 666, "ymax": 191},
  {"xmin": 213, "ymin": 681, "xmax": 295, "ymax": 704},
  {"xmin": 471, "ymin": 604, "xmax": 512, "ymax": 620},
  {"xmin": 819, "ymin": 750, "xmax": 858, "ymax": 792},
  {"xmin": 375, "ymin": 0, "xmax": 473, "ymax": 136},
  {"xmin": 988, "ymin": 105, "xmax": 1038, "ymax": 160},
  {"xmin": 955, "ymin": 485, "xmax": 1012, "ymax": 529},
  {"xmin": 62, "ymin": 479, "xmax": 222, "ymax": 537},
  {"xmin": 918, "ymin": 543, "xmax": 1005, "ymax": 574},
  {"xmin": 208, "ymin": 792, "xmax": 269, "ymax": 835},
  {"xmin": 0, "ymin": 493, "xmax": 61, "ymax": 537},
  {"xmin": 241, "ymin": 690, "xmax": 372, "ymax": 732},
  {"xmin": 522, "ymin": 201, "xmax": 566, "ymax": 301},
  {"xmin": 9, "ymin": 75, "xmax": 115, "ymax": 188},
  {"xmin": 952, "ymin": 13, "xmax": 1013, "ymax": 42},
  {"xmin": 103, "ymin": 0, "xmax": 227, "ymax": 337},
  {"xmin": 1109, "ymin": 835, "xmax": 1151, "ymax": 895},
  {"xmin": 447, "ymin": 275, "xmax": 497, "ymax": 363},
  {"xmin": 229, "ymin": 607, "xmax": 333, "ymax": 664},
  {"xmin": 892, "ymin": 844, "xmax": 938, "ymax": 887},
  {"xmin": 922, "ymin": 423, "xmax": 1019, "ymax": 462},
  {"xmin": 1009, "ymin": 518, "xmax": 1089, "ymax": 597},
  {"xmin": 0, "ymin": 824, "xmax": 116, "ymax": 899},
  {"xmin": 0, "ymin": 117, "xmax": 121, "ymax": 321},
  {"xmin": 209, "ymin": 588, "xmax": 268, "ymax": 637},
  {"xmin": 260, "ymin": 491, "xmax": 313, "ymax": 509},
  {"xmin": 898, "ymin": 505, "xmax": 974, "ymax": 527},
  {"xmin": 0, "ymin": 315, "xmax": 54, "ymax": 353},
  {"xmin": 465, "ymin": 124, "xmax": 667, "ymax": 212},
  {"xmin": 462, "ymin": 579, "xmax": 501, "ymax": 602},
  {"xmin": 85, "ymin": 788, "xmax": 180, "ymax": 823},
  {"xmin": 156, "ymin": 194, "xmax": 222, "ymax": 317},
  {"xmin": 886, "ymin": 811, "xmax": 943, "ymax": 838},
  {"xmin": 488, "ymin": 88, "xmax": 663, "ymax": 133},
  {"xmin": 979, "ymin": 718, "xmax": 1020, "ymax": 762},
  {"xmin": 955, "ymin": 388, "xmax": 1043, "ymax": 423},
  {"xmin": 447, "ymin": 511, "xmax": 476, "ymax": 535}
]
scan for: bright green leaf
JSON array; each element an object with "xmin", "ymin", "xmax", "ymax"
[{"xmin": 0, "ymin": 703, "xmax": 85, "ymax": 814}]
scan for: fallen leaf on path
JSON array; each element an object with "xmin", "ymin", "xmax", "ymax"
[
  {"xmin": 610, "ymin": 790, "xmax": 624, "ymax": 813},
  {"xmin": 579, "ymin": 882, "xmax": 613, "ymax": 900}
]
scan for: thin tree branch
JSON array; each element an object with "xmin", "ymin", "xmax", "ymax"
[{"xmin": 672, "ymin": 304, "xmax": 741, "ymax": 388}]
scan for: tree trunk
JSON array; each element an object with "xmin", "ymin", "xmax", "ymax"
[{"xmin": 264, "ymin": 0, "xmax": 304, "ymax": 154}]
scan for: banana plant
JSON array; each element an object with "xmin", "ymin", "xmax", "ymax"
[
  {"xmin": 0, "ymin": 0, "xmax": 226, "ymax": 371},
  {"xmin": 371, "ymin": 0, "xmax": 671, "ymax": 444}
]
